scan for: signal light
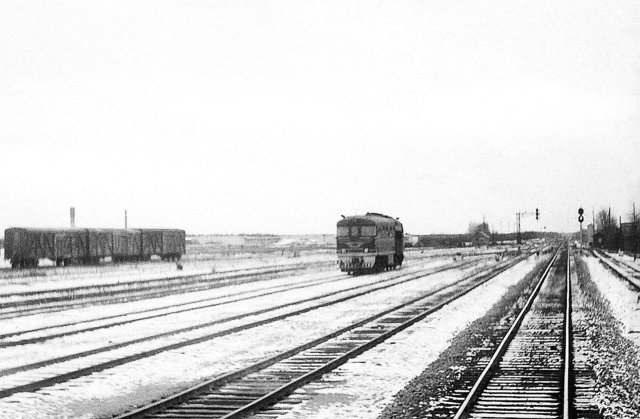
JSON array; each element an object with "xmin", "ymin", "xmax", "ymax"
[{"xmin": 536, "ymin": 208, "xmax": 539, "ymax": 220}]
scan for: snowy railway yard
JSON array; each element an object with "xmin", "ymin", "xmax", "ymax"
[{"xmin": 1, "ymin": 246, "xmax": 640, "ymax": 418}]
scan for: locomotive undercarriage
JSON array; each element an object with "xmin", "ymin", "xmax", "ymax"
[{"xmin": 339, "ymin": 253, "xmax": 403, "ymax": 275}]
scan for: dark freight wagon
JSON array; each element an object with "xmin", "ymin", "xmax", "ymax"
[
  {"xmin": 140, "ymin": 229, "xmax": 186, "ymax": 261},
  {"xmin": 112, "ymin": 229, "xmax": 142, "ymax": 262},
  {"xmin": 3, "ymin": 227, "xmax": 186, "ymax": 268}
]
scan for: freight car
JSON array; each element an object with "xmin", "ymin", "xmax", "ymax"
[
  {"xmin": 336, "ymin": 213, "xmax": 404, "ymax": 274},
  {"xmin": 4, "ymin": 227, "xmax": 186, "ymax": 268}
]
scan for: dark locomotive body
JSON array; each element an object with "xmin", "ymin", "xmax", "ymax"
[
  {"xmin": 4, "ymin": 227, "xmax": 186, "ymax": 268},
  {"xmin": 336, "ymin": 213, "xmax": 404, "ymax": 274}
]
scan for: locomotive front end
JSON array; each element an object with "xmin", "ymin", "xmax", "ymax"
[{"xmin": 336, "ymin": 217, "xmax": 378, "ymax": 273}]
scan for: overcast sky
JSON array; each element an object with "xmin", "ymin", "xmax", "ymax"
[{"xmin": 1, "ymin": 1, "xmax": 639, "ymax": 235}]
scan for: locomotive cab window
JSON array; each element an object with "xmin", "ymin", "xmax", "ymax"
[
  {"xmin": 337, "ymin": 227, "xmax": 349, "ymax": 237},
  {"xmin": 361, "ymin": 226, "xmax": 376, "ymax": 236},
  {"xmin": 350, "ymin": 226, "xmax": 359, "ymax": 236}
]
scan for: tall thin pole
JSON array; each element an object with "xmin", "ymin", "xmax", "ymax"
[
  {"xmin": 70, "ymin": 207, "xmax": 75, "ymax": 228},
  {"xmin": 125, "ymin": 210, "xmax": 128, "ymax": 230}
]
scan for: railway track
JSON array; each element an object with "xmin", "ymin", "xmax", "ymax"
[
  {"xmin": 0, "ymin": 271, "xmax": 350, "ymax": 346},
  {"xmin": 114, "ymin": 254, "xmax": 531, "ymax": 418},
  {"xmin": 0, "ymin": 257, "xmax": 498, "ymax": 400},
  {"xmin": 591, "ymin": 250, "xmax": 640, "ymax": 290},
  {"xmin": 0, "ymin": 262, "xmax": 336, "ymax": 319},
  {"xmin": 451, "ymin": 246, "xmax": 568, "ymax": 419},
  {"xmin": 1, "ymin": 258, "xmax": 469, "ymax": 346}
]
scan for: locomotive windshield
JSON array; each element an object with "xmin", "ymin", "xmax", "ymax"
[
  {"xmin": 360, "ymin": 226, "xmax": 376, "ymax": 236},
  {"xmin": 337, "ymin": 227, "xmax": 349, "ymax": 237}
]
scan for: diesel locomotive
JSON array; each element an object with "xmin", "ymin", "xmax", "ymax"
[
  {"xmin": 337, "ymin": 213, "xmax": 404, "ymax": 274},
  {"xmin": 4, "ymin": 227, "xmax": 186, "ymax": 268}
]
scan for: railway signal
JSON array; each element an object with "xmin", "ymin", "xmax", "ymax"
[
  {"xmin": 536, "ymin": 208, "xmax": 539, "ymax": 220},
  {"xmin": 578, "ymin": 207, "xmax": 585, "ymax": 247}
]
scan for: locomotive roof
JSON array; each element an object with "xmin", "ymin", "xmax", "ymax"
[{"xmin": 337, "ymin": 213, "xmax": 402, "ymax": 227}]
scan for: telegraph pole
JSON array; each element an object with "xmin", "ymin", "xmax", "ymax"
[{"xmin": 515, "ymin": 208, "xmax": 539, "ymax": 245}]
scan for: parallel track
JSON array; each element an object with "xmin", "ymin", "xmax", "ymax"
[
  {"xmin": 0, "ymin": 271, "xmax": 349, "ymax": 347},
  {"xmin": 591, "ymin": 250, "xmax": 640, "ymax": 290},
  {"xmin": 0, "ymin": 263, "xmax": 334, "ymax": 319},
  {"xmin": 452, "ymin": 246, "xmax": 568, "ymax": 419},
  {"xmin": 115, "ymin": 255, "xmax": 530, "ymax": 418},
  {"xmin": 0, "ymin": 258, "xmax": 487, "ymax": 399}
]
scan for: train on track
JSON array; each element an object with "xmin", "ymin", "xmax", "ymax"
[
  {"xmin": 336, "ymin": 212, "xmax": 404, "ymax": 274},
  {"xmin": 4, "ymin": 227, "xmax": 186, "ymax": 268}
]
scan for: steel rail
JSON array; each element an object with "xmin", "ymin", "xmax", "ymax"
[
  {"xmin": 0, "ymin": 264, "xmax": 334, "ymax": 320},
  {"xmin": 0, "ymin": 272, "xmax": 348, "ymax": 347},
  {"xmin": 0, "ymin": 258, "xmax": 487, "ymax": 398},
  {"xmin": 452, "ymin": 246, "xmax": 562, "ymax": 419},
  {"xmin": 116, "ymin": 254, "xmax": 531, "ymax": 419},
  {"xmin": 564, "ymin": 247, "xmax": 572, "ymax": 418},
  {"xmin": 592, "ymin": 250, "xmax": 640, "ymax": 290}
]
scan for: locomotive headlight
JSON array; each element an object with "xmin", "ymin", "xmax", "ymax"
[
  {"xmin": 364, "ymin": 248, "xmax": 369, "ymax": 253},
  {"xmin": 342, "ymin": 249, "xmax": 346, "ymax": 253}
]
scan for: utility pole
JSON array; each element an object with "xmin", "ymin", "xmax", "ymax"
[
  {"xmin": 70, "ymin": 207, "xmax": 75, "ymax": 228},
  {"xmin": 515, "ymin": 208, "xmax": 539, "ymax": 245},
  {"xmin": 125, "ymin": 209, "xmax": 128, "ymax": 230}
]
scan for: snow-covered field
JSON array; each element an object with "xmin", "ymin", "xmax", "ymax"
[
  {"xmin": 249, "ymin": 255, "xmax": 540, "ymax": 419},
  {"xmin": 0, "ymin": 257, "xmax": 486, "ymax": 418}
]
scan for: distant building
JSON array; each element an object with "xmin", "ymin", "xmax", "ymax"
[
  {"xmin": 474, "ymin": 230, "xmax": 490, "ymax": 247},
  {"xmin": 620, "ymin": 222, "xmax": 639, "ymax": 253}
]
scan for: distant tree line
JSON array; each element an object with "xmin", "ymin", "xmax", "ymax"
[
  {"xmin": 415, "ymin": 231, "xmax": 559, "ymax": 248},
  {"xmin": 586, "ymin": 204, "xmax": 639, "ymax": 252}
]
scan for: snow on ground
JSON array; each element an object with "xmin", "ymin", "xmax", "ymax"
[
  {"xmin": 0, "ymin": 252, "xmax": 337, "ymax": 295},
  {"xmin": 0, "ymin": 260, "xmax": 448, "ymax": 372},
  {"xmin": 585, "ymin": 255, "xmax": 640, "ymax": 339},
  {"xmin": 0, "ymin": 248, "xmax": 449, "ymax": 294},
  {"xmin": 0, "ymin": 258, "xmax": 492, "ymax": 418},
  {"xmin": 250, "ymin": 255, "xmax": 542, "ymax": 419},
  {"xmin": 607, "ymin": 251, "xmax": 640, "ymax": 272}
]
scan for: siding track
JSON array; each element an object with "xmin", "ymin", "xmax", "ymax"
[{"xmin": 115, "ymin": 255, "xmax": 531, "ymax": 418}]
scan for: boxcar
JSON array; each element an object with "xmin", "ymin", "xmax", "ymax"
[
  {"xmin": 4, "ymin": 227, "xmax": 186, "ymax": 268},
  {"xmin": 336, "ymin": 213, "xmax": 404, "ymax": 274},
  {"xmin": 139, "ymin": 229, "xmax": 185, "ymax": 261},
  {"xmin": 112, "ymin": 229, "xmax": 142, "ymax": 262}
]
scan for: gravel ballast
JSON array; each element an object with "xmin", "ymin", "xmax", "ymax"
[
  {"xmin": 377, "ymin": 252, "xmax": 555, "ymax": 418},
  {"xmin": 572, "ymin": 255, "xmax": 640, "ymax": 418}
]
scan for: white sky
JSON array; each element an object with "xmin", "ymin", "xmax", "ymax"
[{"xmin": 1, "ymin": 1, "xmax": 639, "ymax": 235}]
